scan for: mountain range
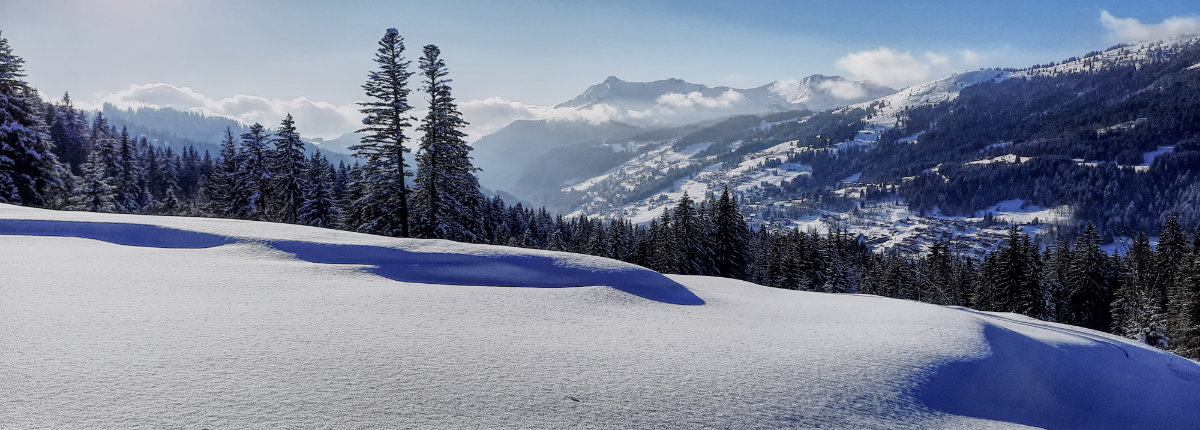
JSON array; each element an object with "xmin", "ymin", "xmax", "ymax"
[
  {"xmin": 510, "ymin": 35, "xmax": 1200, "ymax": 255},
  {"xmin": 471, "ymin": 74, "xmax": 894, "ymax": 203}
]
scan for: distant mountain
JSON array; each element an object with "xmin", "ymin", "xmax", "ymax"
[
  {"xmin": 309, "ymin": 132, "xmax": 362, "ymax": 156},
  {"xmin": 556, "ymin": 76, "xmax": 710, "ymax": 109},
  {"xmin": 472, "ymin": 119, "xmax": 648, "ymax": 201},
  {"xmin": 473, "ymin": 75, "xmax": 892, "ymax": 206},
  {"xmin": 560, "ymin": 35, "xmax": 1200, "ymax": 255}
]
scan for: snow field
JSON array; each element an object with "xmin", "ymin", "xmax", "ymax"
[{"xmin": 2, "ymin": 205, "xmax": 1199, "ymax": 429}]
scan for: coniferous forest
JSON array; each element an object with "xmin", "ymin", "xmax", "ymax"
[{"xmin": 2, "ymin": 29, "xmax": 1200, "ymax": 361}]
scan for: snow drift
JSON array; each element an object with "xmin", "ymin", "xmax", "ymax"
[{"xmin": 1, "ymin": 203, "xmax": 1198, "ymax": 429}]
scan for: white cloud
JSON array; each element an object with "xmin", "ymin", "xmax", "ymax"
[
  {"xmin": 834, "ymin": 47, "xmax": 989, "ymax": 89},
  {"xmin": 924, "ymin": 52, "xmax": 950, "ymax": 66},
  {"xmin": 1100, "ymin": 10, "xmax": 1200, "ymax": 43},
  {"xmin": 961, "ymin": 49, "xmax": 982, "ymax": 65},
  {"xmin": 654, "ymin": 90, "xmax": 745, "ymax": 109},
  {"xmin": 814, "ymin": 80, "xmax": 867, "ymax": 101},
  {"xmin": 86, "ymin": 83, "xmax": 360, "ymax": 140},
  {"xmin": 835, "ymin": 47, "xmax": 932, "ymax": 88}
]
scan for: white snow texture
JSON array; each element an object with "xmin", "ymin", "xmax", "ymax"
[{"xmin": 1, "ymin": 203, "xmax": 1198, "ymax": 429}]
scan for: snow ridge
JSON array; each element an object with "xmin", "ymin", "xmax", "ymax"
[{"xmin": 0, "ymin": 206, "xmax": 703, "ymax": 305}]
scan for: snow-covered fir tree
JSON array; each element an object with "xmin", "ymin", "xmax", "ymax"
[
  {"xmin": 1112, "ymin": 232, "xmax": 1168, "ymax": 347},
  {"xmin": 412, "ymin": 44, "xmax": 483, "ymax": 241},
  {"xmin": 207, "ymin": 127, "xmax": 252, "ymax": 218},
  {"xmin": 0, "ymin": 31, "xmax": 68, "ymax": 206},
  {"xmin": 298, "ymin": 151, "xmax": 339, "ymax": 228},
  {"xmin": 65, "ymin": 150, "xmax": 115, "ymax": 213},
  {"xmin": 114, "ymin": 126, "xmax": 142, "ymax": 213},
  {"xmin": 1067, "ymin": 224, "xmax": 1114, "ymax": 331},
  {"xmin": 352, "ymin": 28, "xmax": 415, "ymax": 237},
  {"xmin": 239, "ymin": 123, "xmax": 272, "ymax": 220},
  {"xmin": 270, "ymin": 114, "xmax": 306, "ymax": 223},
  {"xmin": 1169, "ymin": 225, "xmax": 1200, "ymax": 359},
  {"xmin": 46, "ymin": 92, "xmax": 89, "ymax": 175},
  {"xmin": 711, "ymin": 187, "xmax": 750, "ymax": 279}
]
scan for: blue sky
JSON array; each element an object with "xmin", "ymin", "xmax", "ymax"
[{"xmin": 2, "ymin": 0, "xmax": 1199, "ymax": 138}]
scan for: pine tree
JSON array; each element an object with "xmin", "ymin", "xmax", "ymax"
[
  {"xmin": 47, "ymin": 92, "xmax": 89, "ymax": 174},
  {"xmin": 1112, "ymin": 232, "xmax": 1168, "ymax": 346},
  {"xmin": 338, "ymin": 164, "xmax": 367, "ymax": 230},
  {"xmin": 0, "ymin": 32, "xmax": 68, "ymax": 206},
  {"xmin": 711, "ymin": 187, "xmax": 751, "ymax": 279},
  {"xmin": 299, "ymin": 151, "xmax": 339, "ymax": 227},
  {"xmin": 1170, "ymin": 253, "xmax": 1200, "ymax": 359},
  {"xmin": 823, "ymin": 229, "xmax": 854, "ymax": 293},
  {"xmin": 1067, "ymin": 224, "xmax": 1114, "ymax": 331},
  {"xmin": 921, "ymin": 241, "xmax": 955, "ymax": 304},
  {"xmin": 353, "ymin": 28, "xmax": 415, "ymax": 237},
  {"xmin": 114, "ymin": 126, "xmax": 142, "ymax": 213},
  {"xmin": 239, "ymin": 123, "xmax": 272, "ymax": 220},
  {"xmin": 65, "ymin": 150, "xmax": 115, "ymax": 212},
  {"xmin": 547, "ymin": 227, "xmax": 567, "ymax": 252},
  {"xmin": 979, "ymin": 227, "xmax": 1042, "ymax": 316},
  {"xmin": 1044, "ymin": 239, "xmax": 1073, "ymax": 322},
  {"xmin": 651, "ymin": 210, "xmax": 680, "ymax": 273},
  {"xmin": 671, "ymin": 192, "xmax": 706, "ymax": 275},
  {"xmin": 270, "ymin": 114, "xmax": 307, "ymax": 223},
  {"xmin": 1158, "ymin": 215, "xmax": 1187, "ymax": 330},
  {"xmin": 411, "ymin": 44, "xmax": 484, "ymax": 241},
  {"xmin": 207, "ymin": 127, "xmax": 252, "ymax": 218}
]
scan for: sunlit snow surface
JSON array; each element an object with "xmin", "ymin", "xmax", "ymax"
[{"xmin": 2, "ymin": 204, "xmax": 1199, "ymax": 429}]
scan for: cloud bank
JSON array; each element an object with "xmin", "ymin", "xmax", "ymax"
[
  {"xmin": 1100, "ymin": 10, "xmax": 1200, "ymax": 44},
  {"xmin": 834, "ymin": 47, "xmax": 985, "ymax": 89},
  {"xmin": 89, "ymin": 83, "xmax": 753, "ymax": 143},
  {"xmin": 86, "ymin": 78, "xmax": 883, "ymax": 144},
  {"xmin": 85, "ymin": 83, "xmax": 361, "ymax": 140}
]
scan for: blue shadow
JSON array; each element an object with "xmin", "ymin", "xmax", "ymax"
[
  {"xmin": 917, "ymin": 317, "xmax": 1200, "ymax": 429},
  {"xmin": 0, "ymin": 219, "xmax": 236, "ymax": 248},
  {"xmin": 0, "ymin": 219, "xmax": 704, "ymax": 305},
  {"xmin": 268, "ymin": 241, "xmax": 705, "ymax": 305}
]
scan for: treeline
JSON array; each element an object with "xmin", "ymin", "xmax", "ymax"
[{"xmin": 4, "ymin": 31, "xmax": 1200, "ymax": 360}]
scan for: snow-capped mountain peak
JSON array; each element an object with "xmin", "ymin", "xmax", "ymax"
[
  {"xmin": 555, "ymin": 76, "xmax": 723, "ymax": 109},
  {"xmin": 768, "ymin": 74, "xmax": 895, "ymax": 111}
]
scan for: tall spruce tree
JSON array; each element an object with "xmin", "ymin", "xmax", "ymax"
[
  {"xmin": 0, "ymin": 32, "xmax": 67, "ymax": 206},
  {"xmin": 270, "ymin": 114, "xmax": 307, "ymax": 223},
  {"xmin": 711, "ymin": 187, "xmax": 751, "ymax": 279},
  {"xmin": 114, "ymin": 126, "xmax": 141, "ymax": 213},
  {"xmin": 412, "ymin": 44, "xmax": 483, "ymax": 241},
  {"xmin": 207, "ymin": 127, "xmax": 252, "ymax": 218},
  {"xmin": 65, "ymin": 150, "xmax": 115, "ymax": 212},
  {"xmin": 239, "ymin": 123, "xmax": 271, "ymax": 220},
  {"xmin": 47, "ymin": 92, "xmax": 89, "ymax": 175},
  {"xmin": 353, "ymin": 28, "xmax": 415, "ymax": 237},
  {"xmin": 671, "ymin": 192, "xmax": 706, "ymax": 275},
  {"xmin": 1112, "ymin": 232, "xmax": 1168, "ymax": 346},
  {"xmin": 299, "ymin": 151, "xmax": 339, "ymax": 227},
  {"xmin": 1067, "ymin": 224, "xmax": 1114, "ymax": 331},
  {"xmin": 1170, "ymin": 250, "xmax": 1200, "ymax": 359}
]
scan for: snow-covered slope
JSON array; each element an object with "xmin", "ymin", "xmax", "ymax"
[{"xmin": 2, "ymin": 204, "xmax": 1198, "ymax": 429}]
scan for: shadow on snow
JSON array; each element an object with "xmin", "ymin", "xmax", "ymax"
[
  {"xmin": 0, "ymin": 219, "xmax": 704, "ymax": 305},
  {"xmin": 917, "ymin": 310, "xmax": 1200, "ymax": 429}
]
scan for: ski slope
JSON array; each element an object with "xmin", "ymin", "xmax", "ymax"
[{"xmin": 2, "ymin": 204, "xmax": 1198, "ymax": 429}]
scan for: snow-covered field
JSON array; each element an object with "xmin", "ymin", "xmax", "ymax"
[{"xmin": 2, "ymin": 204, "xmax": 1199, "ymax": 429}]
